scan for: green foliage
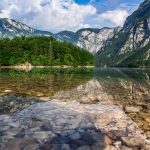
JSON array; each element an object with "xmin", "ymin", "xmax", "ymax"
[{"xmin": 0, "ymin": 36, "xmax": 94, "ymax": 66}]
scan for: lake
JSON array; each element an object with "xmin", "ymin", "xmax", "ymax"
[{"xmin": 0, "ymin": 68, "xmax": 150, "ymax": 149}]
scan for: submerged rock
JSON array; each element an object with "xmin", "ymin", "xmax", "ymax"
[
  {"xmin": 113, "ymin": 141, "xmax": 122, "ymax": 148},
  {"xmin": 0, "ymin": 99, "xmax": 148, "ymax": 149},
  {"xmin": 23, "ymin": 143, "xmax": 39, "ymax": 150},
  {"xmin": 70, "ymin": 132, "xmax": 81, "ymax": 140},
  {"xmin": 121, "ymin": 137, "xmax": 145, "ymax": 147},
  {"xmin": 104, "ymin": 135, "xmax": 112, "ymax": 145},
  {"xmin": 76, "ymin": 145, "xmax": 91, "ymax": 150},
  {"xmin": 125, "ymin": 106, "xmax": 141, "ymax": 113},
  {"xmin": 33, "ymin": 131, "xmax": 53, "ymax": 141}
]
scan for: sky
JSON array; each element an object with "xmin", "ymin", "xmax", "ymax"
[{"xmin": 0, "ymin": 0, "xmax": 143, "ymax": 33}]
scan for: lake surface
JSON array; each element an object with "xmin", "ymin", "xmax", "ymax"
[
  {"xmin": 0, "ymin": 68, "xmax": 149, "ymax": 106},
  {"xmin": 0, "ymin": 68, "xmax": 150, "ymax": 149}
]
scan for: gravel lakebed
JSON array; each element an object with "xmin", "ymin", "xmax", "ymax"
[{"xmin": 0, "ymin": 79, "xmax": 150, "ymax": 150}]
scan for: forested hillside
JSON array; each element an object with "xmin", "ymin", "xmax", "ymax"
[{"xmin": 0, "ymin": 36, "xmax": 94, "ymax": 66}]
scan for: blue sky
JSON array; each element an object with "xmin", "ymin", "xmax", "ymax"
[
  {"xmin": 0, "ymin": 0, "xmax": 144, "ymax": 32},
  {"xmin": 75, "ymin": 0, "xmax": 90, "ymax": 4},
  {"xmin": 75, "ymin": 0, "xmax": 143, "ymax": 12}
]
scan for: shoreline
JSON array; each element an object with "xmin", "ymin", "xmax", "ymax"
[
  {"xmin": 0, "ymin": 65, "xmax": 94, "ymax": 69},
  {"xmin": 1, "ymin": 66, "xmax": 150, "ymax": 70}
]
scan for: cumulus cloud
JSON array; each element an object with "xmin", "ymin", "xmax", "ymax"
[
  {"xmin": 0, "ymin": 0, "xmax": 96, "ymax": 32},
  {"xmin": 0, "ymin": 0, "xmax": 131, "ymax": 32},
  {"xmin": 99, "ymin": 9, "xmax": 129, "ymax": 26}
]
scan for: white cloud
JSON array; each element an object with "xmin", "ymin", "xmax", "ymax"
[
  {"xmin": 0, "ymin": 0, "xmax": 132, "ymax": 32},
  {"xmin": 99, "ymin": 9, "xmax": 129, "ymax": 26},
  {"xmin": 0, "ymin": 0, "xmax": 96, "ymax": 32}
]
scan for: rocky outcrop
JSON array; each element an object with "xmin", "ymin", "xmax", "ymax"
[
  {"xmin": 96, "ymin": 0, "xmax": 150, "ymax": 67},
  {"xmin": 76, "ymin": 27, "xmax": 120, "ymax": 53},
  {"xmin": 56, "ymin": 27, "xmax": 120, "ymax": 54}
]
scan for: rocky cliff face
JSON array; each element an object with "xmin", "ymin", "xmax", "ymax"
[
  {"xmin": 120, "ymin": 0, "xmax": 150, "ymax": 54},
  {"xmin": 0, "ymin": 18, "xmax": 53, "ymax": 38},
  {"xmin": 96, "ymin": 0, "xmax": 150, "ymax": 67},
  {"xmin": 76, "ymin": 27, "xmax": 120, "ymax": 54},
  {"xmin": 56, "ymin": 27, "xmax": 120, "ymax": 54}
]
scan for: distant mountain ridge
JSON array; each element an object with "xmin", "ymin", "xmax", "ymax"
[
  {"xmin": 96, "ymin": 0, "xmax": 150, "ymax": 67},
  {"xmin": 0, "ymin": 18, "xmax": 120, "ymax": 54},
  {"xmin": 55, "ymin": 27, "xmax": 121, "ymax": 53},
  {"xmin": 0, "ymin": 18, "xmax": 53, "ymax": 38}
]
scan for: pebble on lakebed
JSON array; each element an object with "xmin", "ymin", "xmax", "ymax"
[
  {"xmin": 124, "ymin": 106, "xmax": 141, "ymax": 113},
  {"xmin": 0, "ymin": 95, "xmax": 150, "ymax": 150}
]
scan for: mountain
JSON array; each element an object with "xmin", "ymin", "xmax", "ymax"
[
  {"xmin": 0, "ymin": 18, "xmax": 120, "ymax": 54},
  {"xmin": 55, "ymin": 31, "xmax": 77, "ymax": 43},
  {"xmin": 76, "ymin": 27, "xmax": 121, "ymax": 53},
  {"xmin": 56, "ymin": 27, "xmax": 121, "ymax": 54},
  {"xmin": 0, "ymin": 18, "xmax": 53, "ymax": 38},
  {"xmin": 96, "ymin": 0, "xmax": 150, "ymax": 67}
]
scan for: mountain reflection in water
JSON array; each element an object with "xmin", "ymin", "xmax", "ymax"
[
  {"xmin": 0, "ymin": 68, "xmax": 149, "ymax": 132},
  {"xmin": 95, "ymin": 68, "xmax": 150, "ymax": 105}
]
